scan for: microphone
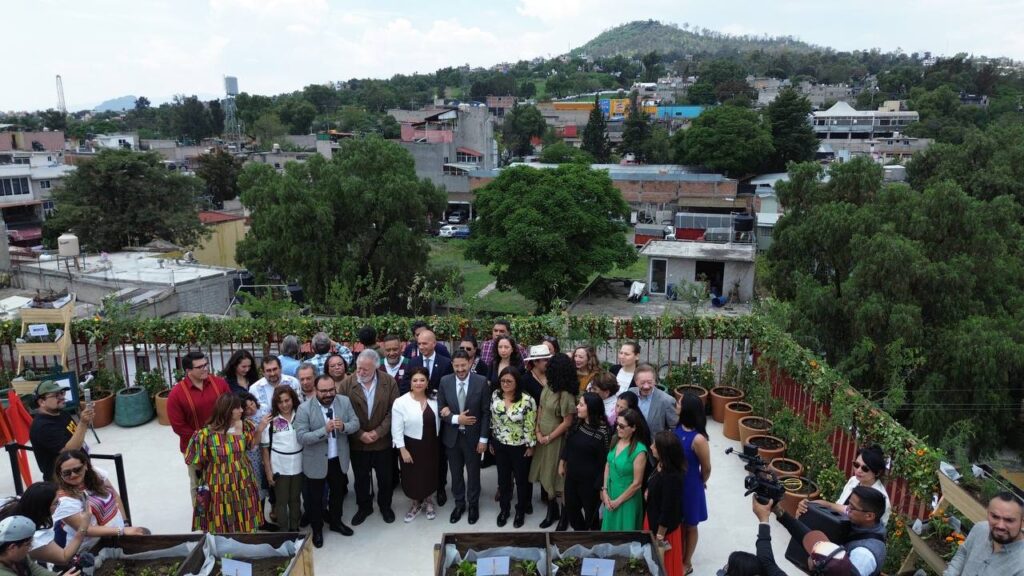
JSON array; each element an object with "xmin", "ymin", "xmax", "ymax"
[{"xmin": 326, "ymin": 407, "xmax": 335, "ymax": 438}]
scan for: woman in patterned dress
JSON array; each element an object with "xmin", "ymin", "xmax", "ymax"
[
  {"xmin": 52, "ymin": 450, "xmax": 149, "ymax": 549},
  {"xmin": 186, "ymin": 394, "xmax": 267, "ymax": 533},
  {"xmin": 489, "ymin": 366, "xmax": 537, "ymax": 528}
]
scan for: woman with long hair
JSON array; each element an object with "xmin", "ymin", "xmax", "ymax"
[
  {"xmin": 52, "ymin": 450, "xmax": 148, "ymax": 550},
  {"xmin": 261, "ymin": 385, "xmax": 304, "ymax": 532},
  {"xmin": 487, "ymin": 336, "xmax": 524, "ymax": 390},
  {"xmin": 559, "ymin": 392, "xmax": 611, "ymax": 530},
  {"xmin": 237, "ymin": 391, "xmax": 271, "ymax": 527},
  {"xmin": 391, "ymin": 367, "xmax": 440, "ymax": 523},
  {"xmin": 528, "ymin": 353, "xmax": 578, "ymax": 529},
  {"xmin": 185, "ymin": 394, "xmax": 264, "ymax": 533},
  {"xmin": 674, "ymin": 392, "xmax": 711, "ymax": 574},
  {"xmin": 601, "ymin": 408, "xmax": 648, "ymax": 531},
  {"xmin": 224, "ymin": 350, "xmax": 258, "ymax": 393},
  {"xmin": 615, "ymin": 391, "xmax": 652, "ymax": 451},
  {"xmin": 572, "ymin": 346, "xmax": 601, "ymax": 393},
  {"xmin": 489, "ymin": 367, "xmax": 537, "ymax": 528},
  {"xmin": 589, "ymin": 372, "xmax": 620, "ymax": 427},
  {"xmin": 521, "ymin": 344, "xmax": 552, "ymax": 403},
  {"xmin": 645, "ymin": 431, "xmax": 687, "ymax": 576},
  {"xmin": 797, "ymin": 444, "xmax": 892, "ymax": 525},
  {"xmin": 0, "ymin": 482, "xmax": 88, "ymax": 565}
]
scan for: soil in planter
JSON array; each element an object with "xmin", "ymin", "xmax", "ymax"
[
  {"xmin": 744, "ymin": 418, "xmax": 771, "ymax": 430},
  {"xmin": 714, "ymin": 387, "xmax": 742, "ymax": 397},
  {"xmin": 786, "ymin": 478, "xmax": 816, "ymax": 496},
  {"xmin": 551, "ymin": 555, "xmax": 652, "ymax": 576},
  {"xmin": 921, "ymin": 533, "xmax": 958, "ymax": 562},
  {"xmin": 749, "ymin": 436, "xmax": 784, "ymax": 450},
  {"xmin": 211, "ymin": 558, "xmax": 290, "ymax": 576},
  {"xmin": 774, "ymin": 460, "xmax": 800, "ymax": 473},
  {"xmin": 94, "ymin": 559, "xmax": 182, "ymax": 576}
]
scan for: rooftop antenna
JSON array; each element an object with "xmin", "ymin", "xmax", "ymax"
[{"xmin": 56, "ymin": 75, "xmax": 67, "ymax": 115}]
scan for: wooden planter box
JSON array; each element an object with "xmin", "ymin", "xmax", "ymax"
[
  {"xmin": 90, "ymin": 533, "xmax": 205, "ymax": 576},
  {"xmin": 550, "ymin": 531, "xmax": 667, "ymax": 576},
  {"xmin": 906, "ymin": 529, "xmax": 949, "ymax": 575},
  {"xmin": 183, "ymin": 533, "xmax": 313, "ymax": 576},
  {"xmin": 937, "ymin": 471, "xmax": 987, "ymax": 523},
  {"xmin": 436, "ymin": 532, "xmax": 549, "ymax": 576}
]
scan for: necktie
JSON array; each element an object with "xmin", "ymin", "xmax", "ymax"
[
  {"xmin": 425, "ymin": 357, "xmax": 432, "ymax": 377},
  {"xmin": 458, "ymin": 381, "xmax": 466, "ymax": 413}
]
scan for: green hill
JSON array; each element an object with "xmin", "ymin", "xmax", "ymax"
[{"xmin": 572, "ymin": 20, "xmax": 820, "ymax": 58}]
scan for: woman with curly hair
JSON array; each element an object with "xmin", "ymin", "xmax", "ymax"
[
  {"xmin": 528, "ymin": 353, "xmax": 578, "ymax": 529},
  {"xmin": 573, "ymin": 345, "xmax": 601, "ymax": 393}
]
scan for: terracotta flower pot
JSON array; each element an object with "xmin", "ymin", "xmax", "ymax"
[
  {"xmin": 747, "ymin": 434, "xmax": 787, "ymax": 461},
  {"xmin": 709, "ymin": 386, "xmax": 744, "ymax": 423},
  {"xmin": 723, "ymin": 401, "xmax": 753, "ymax": 441},
  {"xmin": 674, "ymin": 385, "xmax": 708, "ymax": 409},
  {"xmin": 769, "ymin": 457, "xmax": 804, "ymax": 479},
  {"xmin": 91, "ymin": 393, "xmax": 115, "ymax": 428},
  {"xmin": 779, "ymin": 476, "xmax": 820, "ymax": 517},
  {"xmin": 739, "ymin": 416, "xmax": 773, "ymax": 444},
  {"xmin": 155, "ymin": 389, "xmax": 172, "ymax": 426}
]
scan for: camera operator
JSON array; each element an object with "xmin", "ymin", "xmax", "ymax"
[
  {"xmin": 717, "ymin": 496, "xmax": 790, "ymax": 576},
  {"xmin": 774, "ymin": 486, "xmax": 888, "ymax": 576}
]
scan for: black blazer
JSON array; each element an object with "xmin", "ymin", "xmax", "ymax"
[
  {"xmin": 436, "ymin": 372, "xmax": 491, "ymax": 449},
  {"xmin": 403, "ymin": 354, "xmax": 454, "ymax": 394},
  {"xmin": 646, "ymin": 469, "xmax": 684, "ymax": 533},
  {"xmin": 609, "ymin": 364, "xmax": 636, "ymax": 390}
]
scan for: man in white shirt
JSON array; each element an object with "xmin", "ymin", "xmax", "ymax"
[
  {"xmin": 295, "ymin": 362, "xmax": 317, "ymax": 403},
  {"xmin": 250, "ymin": 356, "xmax": 300, "ymax": 419}
]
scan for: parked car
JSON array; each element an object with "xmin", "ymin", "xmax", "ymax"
[
  {"xmin": 448, "ymin": 210, "xmax": 467, "ymax": 223},
  {"xmin": 439, "ymin": 224, "xmax": 470, "ymax": 239}
]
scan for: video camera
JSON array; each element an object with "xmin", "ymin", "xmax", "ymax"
[{"xmin": 725, "ymin": 444, "xmax": 786, "ymax": 505}]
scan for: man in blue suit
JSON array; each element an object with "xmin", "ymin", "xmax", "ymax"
[
  {"xmin": 437, "ymin": 350, "xmax": 491, "ymax": 525},
  {"xmin": 403, "ymin": 329, "xmax": 453, "ymax": 394}
]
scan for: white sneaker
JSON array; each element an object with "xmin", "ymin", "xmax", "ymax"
[{"xmin": 404, "ymin": 503, "xmax": 422, "ymax": 523}]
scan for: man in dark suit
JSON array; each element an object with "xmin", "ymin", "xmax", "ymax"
[
  {"xmin": 338, "ymin": 349, "xmax": 400, "ymax": 526},
  {"xmin": 405, "ymin": 328, "xmax": 456, "ymax": 505},
  {"xmin": 437, "ymin": 350, "xmax": 491, "ymax": 525},
  {"xmin": 294, "ymin": 374, "xmax": 360, "ymax": 548},
  {"xmin": 403, "ymin": 329, "xmax": 453, "ymax": 394}
]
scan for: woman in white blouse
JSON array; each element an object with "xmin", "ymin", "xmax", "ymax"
[
  {"xmin": 797, "ymin": 444, "xmax": 892, "ymax": 525},
  {"xmin": 391, "ymin": 367, "xmax": 441, "ymax": 523}
]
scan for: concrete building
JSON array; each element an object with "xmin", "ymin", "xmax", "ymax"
[
  {"xmin": 91, "ymin": 133, "xmax": 138, "ymax": 151},
  {"xmin": 818, "ymin": 135, "xmax": 932, "ymax": 164},
  {"xmin": 0, "ymin": 131, "xmax": 65, "ymax": 153},
  {"xmin": 812, "ymin": 101, "xmax": 918, "ymax": 140},
  {"xmin": 640, "ymin": 239, "xmax": 756, "ymax": 302},
  {"xmin": 485, "ymin": 95, "xmax": 516, "ymax": 117},
  {"xmin": 797, "ymin": 81, "xmax": 856, "ymax": 108},
  {"xmin": 194, "ymin": 211, "xmax": 248, "ymax": 268},
  {"xmin": 0, "ymin": 151, "xmax": 75, "ymax": 246},
  {"xmin": 397, "ymin": 105, "xmax": 496, "ymax": 205},
  {"xmin": 248, "ymin": 149, "xmax": 316, "ymax": 171}
]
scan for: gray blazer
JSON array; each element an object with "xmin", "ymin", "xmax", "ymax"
[
  {"xmin": 437, "ymin": 372, "xmax": 491, "ymax": 449},
  {"xmin": 294, "ymin": 395, "xmax": 359, "ymax": 479},
  {"xmin": 628, "ymin": 386, "xmax": 679, "ymax": 436}
]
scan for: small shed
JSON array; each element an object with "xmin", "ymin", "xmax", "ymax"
[{"xmin": 639, "ymin": 240, "xmax": 756, "ymax": 302}]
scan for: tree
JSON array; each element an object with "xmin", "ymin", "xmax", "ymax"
[
  {"xmin": 641, "ymin": 51, "xmax": 664, "ymax": 83},
  {"xmin": 765, "ymin": 87, "xmax": 818, "ymax": 170},
  {"xmin": 683, "ymin": 104, "xmax": 774, "ymax": 177},
  {"xmin": 42, "ymin": 150, "xmax": 207, "ymax": 251},
  {"xmin": 466, "ymin": 164, "xmax": 636, "ymax": 312},
  {"xmin": 581, "ymin": 96, "xmax": 610, "ymax": 162},
  {"xmin": 250, "ymin": 112, "xmax": 287, "ymax": 148},
  {"xmin": 39, "ymin": 109, "xmax": 67, "ymax": 132},
  {"xmin": 195, "ymin": 149, "xmax": 244, "ymax": 205},
  {"xmin": 619, "ymin": 99, "xmax": 651, "ymax": 162},
  {"xmin": 765, "ymin": 157, "xmax": 1024, "ymax": 454},
  {"xmin": 236, "ymin": 136, "xmax": 446, "ymax": 308},
  {"xmin": 173, "ymin": 95, "xmax": 212, "ymax": 142},
  {"xmin": 134, "ymin": 96, "xmax": 151, "ymax": 111},
  {"xmin": 500, "ymin": 104, "xmax": 546, "ymax": 162},
  {"xmin": 207, "ymin": 100, "xmax": 225, "ymax": 136},
  {"xmin": 538, "ymin": 141, "xmax": 593, "ymax": 164},
  {"xmin": 278, "ymin": 98, "xmax": 317, "ymax": 134}
]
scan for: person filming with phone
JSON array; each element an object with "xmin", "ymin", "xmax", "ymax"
[{"xmin": 29, "ymin": 380, "xmax": 93, "ymax": 483}]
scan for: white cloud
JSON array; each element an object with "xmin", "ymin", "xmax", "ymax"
[{"xmin": 516, "ymin": 0, "xmax": 586, "ymax": 22}]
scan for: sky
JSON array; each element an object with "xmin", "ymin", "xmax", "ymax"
[{"xmin": 5, "ymin": 0, "xmax": 1024, "ymax": 112}]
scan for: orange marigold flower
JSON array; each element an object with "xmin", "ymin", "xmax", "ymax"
[
  {"xmin": 916, "ymin": 449, "xmax": 926, "ymax": 456},
  {"xmin": 945, "ymin": 536, "xmax": 954, "ymax": 542}
]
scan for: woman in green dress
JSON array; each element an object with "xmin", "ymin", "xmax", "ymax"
[
  {"xmin": 601, "ymin": 408, "xmax": 648, "ymax": 531},
  {"xmin": 528, "ymin": 353, "xmax": 578, "ymax": 530}
]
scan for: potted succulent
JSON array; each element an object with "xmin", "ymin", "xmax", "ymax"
[
  {"xmin": 82, "ymin": 369, "xmax": 119, "ymax": 428},
  {"xmin": 723, "ymin": 401, "xmax": 753, "ymax": 441},
  {"xmin": 135, "ymin": 369, "xmax": 171, "ymax": 426}
]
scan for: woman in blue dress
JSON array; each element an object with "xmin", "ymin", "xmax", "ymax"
[{"xmin": 673, "ymin": 393, "xmax": 711, "ymax": 575}]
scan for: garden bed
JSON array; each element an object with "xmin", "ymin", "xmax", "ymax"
[
  {"xmin": 438, "ymin": 532, "xmax": 549, "ymax": 576},
  {"xmin": 94, "ymin": 559, "xmax": 183, "ymax": 576}
]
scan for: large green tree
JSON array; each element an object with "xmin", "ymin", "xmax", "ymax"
[
  {"xmin": 195, "ymin": 149, "xmax": 244, "ymax": 205},
  {"xmin": 236, "ymin": 136, "xmax": 445, "ymax": 308},
  {"xmin": 765, "ymin": 87, "xmax": 818, "ymax": 170},
  {"xmin": 618, "ymin": 99, "xmax": 651, "ymax": 162},
  {"xmin": 466, "ymin": 164, "xmax": 636, "ymax": 312},
  {"xmin": 765, "ymin": 157, "xmax": 1024, "ymax": 453},
  {"xmin": 684, "ymin": 104, "xmax": 773, "ymax": 176},
  {"xmin": 500, "ymin": 104, "xmax": 547, "ymax": 163},
  {"xmin": 43, "ymin": 150, "xmax": 207, "ymax": 251},
  {"xmin": 580, "ymin": 96, "xmax": 610, "ymax": 162}
]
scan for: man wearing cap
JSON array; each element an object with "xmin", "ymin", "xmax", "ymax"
[
  {"xmin": 28, "ymin": 380, "xmax": 92, "ymax": 482},
  {"xmin": 0, "ymin": 515, "xmax": 79, "ymax": 576},
  {"xmin": 944, "ymin": 491, "xmax": 1024, "ymax": 576}
]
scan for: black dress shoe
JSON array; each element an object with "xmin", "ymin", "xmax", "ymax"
[
  {"xmin": 351, "ymin": 508, "xmax": 372, "ymax": 526},
  {"xmin": 513, "ymin": 512, "xmax": 525, "ymax": 528},
  {"xmin": 449, "ymin": 505, "xmax": 466, "ymax": 524},
  {"xmin": 381, "ymin": 508, "xmax": 396, "ymax": 524},
  {"xmin": 299, "ymin": 514, "xmax": 310, "ymax": 528},
  {"xmin": 496, "ymin": 510, "xmax": 510, "ymax": 527},
  {"xmin": 436, "ymin": 488, "xmax": 447, "ymax": 507},
  {"xmin": 312, "ymin": 531, "xmax": 323, "ymax": 548},
  {"xmin": 468, "ymin": 505, "xmax": 479, "ymax": 524},
  {"xmin": 329, "ymin": 522, "xmax": 354, "ymax": 536},
  {"xmin": 524, "ymin": 503, "xmax": 533, "ymax": 515}
]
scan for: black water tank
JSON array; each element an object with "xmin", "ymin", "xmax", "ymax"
[
  {"xmin": 287, "ymin": 284, "xmax": 305, "ymax": 305},
  {"xmin": 733, "ymin": 213, "xmax": 754, "ymax": 232}
]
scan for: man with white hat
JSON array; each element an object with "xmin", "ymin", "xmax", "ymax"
[{"xmin": 0, "ymin": 515, "xmax": 80, "ymax": 576}]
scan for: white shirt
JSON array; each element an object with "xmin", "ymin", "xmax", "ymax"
[
  {"xmin": 615, "ymin": 368, "xmax": 634, "ymax": 392},
  {"xmin": 836, "ymin": 476, "xmax": 892, "ymax": 526},
  {"xmin": 52, "ymin": 467, "xmax": 122, "ymax": 551},
  {"xmin": 422, "ymin": 354, "xmax": 436, "ymax": 377},
  {"xmin": 360, "ymin": 376, "xmax": 378, "ymax": 415},
  {"xmin": 383, "ymin": 360, "xmax": 404, "ymax": 380},
  {"xmin": 318, "ymin": 402, "xmax": 338, "ymax": 459},
  {"xmin": 260, "ymin": 412, "xmax": 303, "ymax": 476},
  {"xmin": 448, "ymin": 377, "xmax": 488, "ymax": 444},
  {"xmin": 250, "ymin": 375, "xmax": 301, "ymax": 419},
  {"xmin": 391, "ymin": 393, "xmax": 440, "ymax": 449}
]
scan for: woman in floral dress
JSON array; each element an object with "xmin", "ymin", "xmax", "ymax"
[
  {"xmin": 489, "ymin": 367, "xmax": 537, "ymax": 528},
  {"xmin": 186, "ymin": 394, "xmax": 267, "ymax": 532}
]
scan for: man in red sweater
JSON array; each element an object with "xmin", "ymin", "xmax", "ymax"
[{"xmin": 167, "ymin": 351, "xmax": 228, "ymax": 504}]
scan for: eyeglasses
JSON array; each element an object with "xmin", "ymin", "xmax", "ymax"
[
  {"xmin": 847, "ymin": 502, "xmax": 868, "ymax": 514},
  {"xmin": 60, "ymin": 465, "xmax": 85, "ymax": 478},
  {"xmin": 460, "ymin": 347, "xmax": 474, "ymax": 352},
  {"xmin": 191, "ymin": 363, "xmax": 209, "ymax": 370},
  {"xmin": 852, "ymin": 462, "xmax": 873, "ymax": 473},
  {"xmin": 616, "ymin": 422, "xmax": 630, "ymax": 429}
]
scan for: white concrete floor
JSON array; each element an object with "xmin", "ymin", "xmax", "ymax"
[{"xmin": 3, "ymin": 419, "xmax": 806, "ymax": 575}]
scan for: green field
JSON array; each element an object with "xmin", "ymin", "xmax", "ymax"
[{"xmin": 427, "ymin": 238, "xmax": 647, "ymax": 314}]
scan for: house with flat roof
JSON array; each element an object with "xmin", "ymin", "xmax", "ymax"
[
  {"xmin": 812, "ymin": 101, "xmax": 918, "ymax": 140},
  {"xmin": 0, "ymin": 151, "xmax": 75, "ymax": 246},
  {"xmin": 640, "ymin": 239, "xmax": 756, "ymax": 302}
]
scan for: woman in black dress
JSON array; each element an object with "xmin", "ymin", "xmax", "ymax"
[
  {"xmin": 390, "ymin": 367, "xmax": 440, "ymax": 522},
  {"xmin": 645, "ymin": 430, "xmax": 686, "ymax": 576},
  {"xmin": 559, "ymin": 392, "xmax": 612, "ymax": 531}
]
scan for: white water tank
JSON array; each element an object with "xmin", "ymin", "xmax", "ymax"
[{"xmin": 57, "ymin": 233, "xmax": 80, "ymax": 257}]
